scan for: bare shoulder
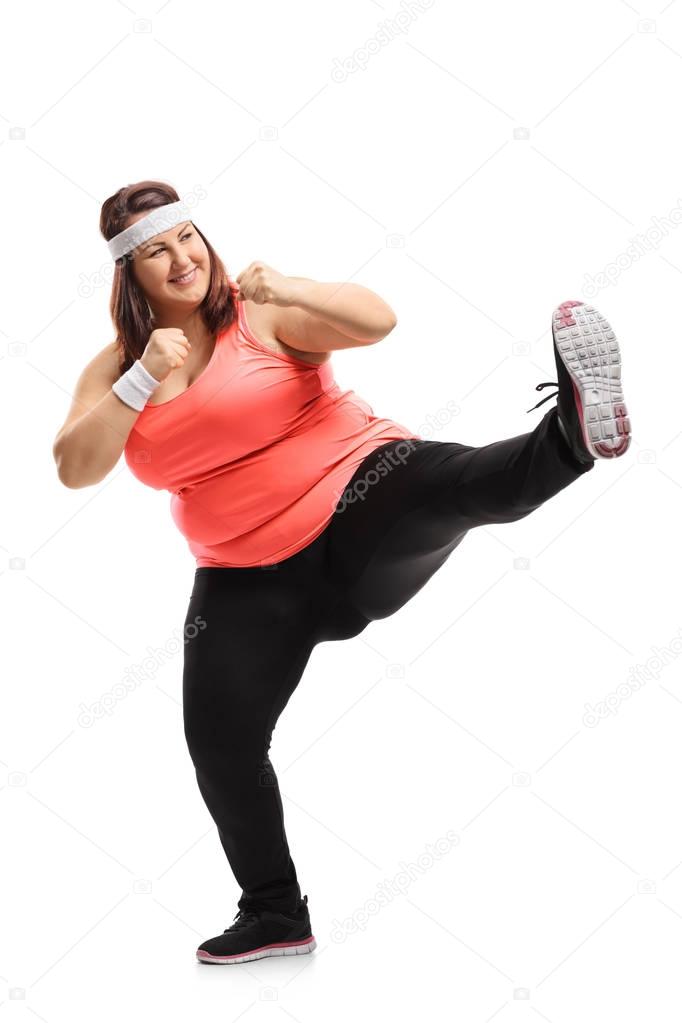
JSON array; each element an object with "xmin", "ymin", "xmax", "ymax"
[
  {"xmin": 246, "ymin": 301, "xmax": 331, "ymax": 365},
  {"xmin": 93, "ymin": 339, "xmax": 122, "ymax": 374},
  {"xmin": 72, "ymin": 340, "xmax": 123, "ymax": 389},
  {"xmin": 54, "ymin": 340, "xmax": 122, "ymax": 442}
]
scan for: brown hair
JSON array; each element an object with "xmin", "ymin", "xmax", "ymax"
[{"xmin": 99, "ymin": 180, "xmax": 237, "ymax": 374}]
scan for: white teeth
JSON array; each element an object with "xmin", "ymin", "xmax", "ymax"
[{"xmin": 171, "ymin": 268, "xmax": 196, "ymax": 283}]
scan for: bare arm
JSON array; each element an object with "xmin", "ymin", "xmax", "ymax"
[
  {"xmin": 52, "ymin": 344, "xmax": 150, "ymax": 489},
  {"xmin": 54, "ymin": 329, "xmax": 191, "ymax": 488},
  {"xmin": 271, "ymin": 280, "xmax": 398, "ymax": 356},
  {"xmin": 285, "ymin": 278, "xmax": 397, "ymax": 347}
]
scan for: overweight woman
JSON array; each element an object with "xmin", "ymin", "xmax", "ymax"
[{"xmin": 52, "ymin": 180, "xmax": 632, "ymax": 966}]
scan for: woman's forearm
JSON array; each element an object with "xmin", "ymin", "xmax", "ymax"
[{"xmin": 287, "ymin": 278, "xmax": 397, "ymax": 342}]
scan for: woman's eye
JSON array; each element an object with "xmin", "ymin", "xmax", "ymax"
[{"xmin": 151, "ymin": 232, "xmax": 193, "ymax": 257}]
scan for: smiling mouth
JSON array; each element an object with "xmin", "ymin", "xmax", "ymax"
[{"xmin": 169, "ymin": 267, "xmax": 198, "ymax": 284}]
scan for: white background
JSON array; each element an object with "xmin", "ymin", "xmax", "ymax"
[{"xmin": 1, "ymin": 0, "xmax": 679, "ymax": 1018}]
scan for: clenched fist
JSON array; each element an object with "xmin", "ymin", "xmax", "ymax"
[
  {"xmin": 140, "ymin": 327, "xmax": 192, "ymax": 383},
  {"xmin": 233, "ymin": 262, "xmax": 300, "ymax": 307}
]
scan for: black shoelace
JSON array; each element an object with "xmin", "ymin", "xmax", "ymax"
[
  {"xmin": 224, "ymin": 909, "xmax": 261, "ymax": 933},
  {"xmin": 525, "ymin": 381, "xmax": 559, "ymax": 414},
  {"xmin": 224, "ymin": 893, "xmax": 308, "ymax": 932}
]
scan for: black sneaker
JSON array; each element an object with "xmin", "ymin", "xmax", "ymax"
[
  {"xmin": 526, "ymin": 299, "xmax": 632, "ymax": 462},
  {"xmin": 196, "ymin": 894, "xmax": 316, "ymax": 965}
]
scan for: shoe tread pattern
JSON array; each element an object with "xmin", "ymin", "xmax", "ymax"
[{"xmin": 553, "ymin": 300, "xmax": 631, "ymax": 458}]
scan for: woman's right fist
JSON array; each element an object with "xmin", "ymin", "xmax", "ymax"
[{"xmin": 140, "ymin": 328, "xmax": 192, "ymax": 383}]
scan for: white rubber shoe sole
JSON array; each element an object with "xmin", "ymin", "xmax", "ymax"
[
  {"xmin": 196, "ymin": 935, "xmax": 317, "ymax": 965},
  {"xmin": 552, "ymin": 300, "xmax": 632, "ymax": 459}
]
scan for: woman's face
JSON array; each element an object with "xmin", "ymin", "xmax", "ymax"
[{"xmin": 126, "ymin": 212, "xmax": 210, "ymax": 314}]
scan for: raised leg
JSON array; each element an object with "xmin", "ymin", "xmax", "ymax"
[{"xmin": 322, "ymin": 404, "xmax": 594, "ymax": 621}]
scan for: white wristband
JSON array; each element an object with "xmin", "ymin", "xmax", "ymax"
[{"xmin": 112, "ymin": 359, "xmax": 161, "ymax": 411}]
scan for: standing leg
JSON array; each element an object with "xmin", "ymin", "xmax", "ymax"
[{"xmin": 182, "ymin": 552, "xmax": 322, "ymax": 917}]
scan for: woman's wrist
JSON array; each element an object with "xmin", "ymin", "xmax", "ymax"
[{"xmin": 112, "ymin": 359, "xmax": 161, "ymax": 411}]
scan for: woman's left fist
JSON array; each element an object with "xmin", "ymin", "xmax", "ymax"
[{"xmin": 233, "ymin": 262, "xmax": 298, "ymax": 307}]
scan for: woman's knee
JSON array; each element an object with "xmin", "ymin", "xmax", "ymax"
[
  {"xmin": 185, "ymin": 720, "xmax": 266, "ymax": 784},
  {"xmin": 183, "ymin": 685, "xmax": 265, "ymax": 769}
]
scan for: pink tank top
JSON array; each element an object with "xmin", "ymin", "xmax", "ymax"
[{"xmin": 124, "ymin": 303, "xmax": 422, "ymax": 567}]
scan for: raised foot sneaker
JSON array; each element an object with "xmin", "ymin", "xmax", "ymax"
[
  {"xmin": 196, "ymin": 894, "xmax": 316, "ymax": 965},
  {"xmin": 526, "ymin": 299, "xmax": 632, "ymax": 462}
]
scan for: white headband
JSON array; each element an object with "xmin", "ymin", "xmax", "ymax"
[{"xmin": 107, "ymin": 200, "xmax": 193, "ymax": 260}]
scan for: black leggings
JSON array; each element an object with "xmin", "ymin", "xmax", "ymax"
[{"xmin": 182, "ymin": 406, "xmax": 594, "ymax": 915}]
